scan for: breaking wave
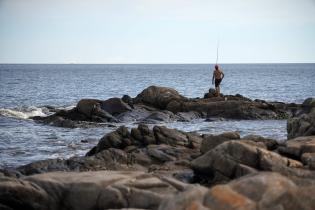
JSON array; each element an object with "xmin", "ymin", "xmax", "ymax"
[{"xmin": 0, "ymin": 106, "xmax": 50, "ymax": 119}]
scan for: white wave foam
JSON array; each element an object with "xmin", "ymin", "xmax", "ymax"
[{"xmin": 0, "ymin": 106, "xmax": 48, "ymax": 119}]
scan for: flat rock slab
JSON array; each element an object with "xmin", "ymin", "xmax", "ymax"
[{"xmin": 0, "ymin": 170, "xmax": 188, "ymax": 210}]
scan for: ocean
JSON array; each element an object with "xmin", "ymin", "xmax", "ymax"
[{"xmin": 0, "ymin": 64, "xmax": 314, "ymax": 168}]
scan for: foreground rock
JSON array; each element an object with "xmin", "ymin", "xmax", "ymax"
[
  {"xmin": 14, "ymin": 125, "xmax": 315, "ymax": 185},
  {"xmin": 160, "ymin": 172, "xmax": 315, "ymax": 210},
  {"xmin": 191, "ymin": 138, "xmax": 315, "ymax": 185},
  {"xmin": 0, "ymin": 170, "xmax": 190, "ymax": 210},
  {"xmin": 1, "ymin": 171, "xmax": 314, "ymax": 210},
  {"xmin": 33, "ymin": 86, "xmax": 300, "ymax": 128},
  {"xmin": 278, "ymin": 135, "xmax": 315, "ymax": 169},
  {"xmin": 287, "ymin": 98, "xmax": 315, "ymax": 139}
]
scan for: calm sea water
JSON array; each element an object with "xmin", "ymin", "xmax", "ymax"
[{"xmin": 1, "ymin": 64, "xmax": 314, "ymax": 168}]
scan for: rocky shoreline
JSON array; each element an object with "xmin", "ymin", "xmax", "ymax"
[
  {"xmin": 32, "ymin": 86, "xmax": 300, "ymax": 128},
  {"xmin": 1, "ymin": 86, "xmax": 314, "ymax": 210}
]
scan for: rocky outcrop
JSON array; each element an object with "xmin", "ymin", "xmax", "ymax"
[
  {"xmin": 32, "ymin": 86, "xmax": 301, "ymax": 128},
  {"xmin": 87, "ymin": 124, "xmax": 202, "ymax": 156},
  {"xmin": 32, "ymin": 97, "xmax": 133, "ymax": 128},
  {"xmin": 15, "ymin": 125, "xmax": 202, "ymax": 179},
  {"xmin": 287, "ymin": 98, "xmax": 315, "ymax": 139},
  {"xmin": 2, "ymin": 124, "xmax": 315, "ymax": 209},
  {"xmin": 160, "ymin": 172, "xmax": 315, "ymax": 210},
  {"xmin": 131, "ymin": 86, "xmax": 298, "ymax": 120}
]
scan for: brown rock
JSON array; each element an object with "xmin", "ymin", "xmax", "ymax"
[
  {"xmin": 134, "ymin": 86, "xmax": 187, "ymax": 109},
  {"xmin": 278, "ymin": 135, "xmax": 315, "ymax": 159},
  {"xmin": 160, "ymin": 172, "xmax": 315, "ymax": 210},
  {"xmin": 192, "ymin": 140, "xmax": 305, "ymax": 184},
  {"xmin": 201, "ymin": 132, "xmax": 240, "ymax": 154},
  {"xmin": 0, "ymin": 171, "xmax": 184, "ymax": 210}
]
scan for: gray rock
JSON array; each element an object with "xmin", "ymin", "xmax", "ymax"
[{"xmin": 287, "ymin": 107, "xmax": 315, "ymax": 139}]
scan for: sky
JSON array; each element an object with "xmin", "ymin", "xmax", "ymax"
[{"xmin": 0, "ymin": 0, "xmax": 315, "ymax": 63}]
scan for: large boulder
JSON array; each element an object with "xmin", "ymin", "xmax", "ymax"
[
  {"xmin": 76, "ymin": 99, "xmax": 117, "ymax": 122},
  {"xmin": 100, "ymin": 97, "xmax": 132, "ymax": 115},
  {"xmin": 287, "ymin": 99, "xmax": 315, "ymax": 139},
  {"xmin": 77, "ymin": 98, "xmax": 131, "ymax": 119},
  {"xmin": 200, "ymin": 131, "xmax": 240, "ymax": 154},
  {"xmin": 159, "ymin": 172, "xmax": 315, "ymax": 210},
  {"xmin": 278, "ymin": 135, "xmax": 315, "ymax": 169},
  {"xmin": 191, "ymin": 140, "xmax": 304, "ymax": 185},
  {"xmin": 76, "ymin": 99, "xmax": 102, "ymax": 117},
  {"xmin": 134, "ymin": 86, "xmax": 187, "ymax": 110},
  {"xmin": 0, "ymin": 171, "xmax": 187, "ymax": 210}
]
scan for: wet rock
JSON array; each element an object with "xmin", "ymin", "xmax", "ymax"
[
  {"xmin": 76, "ymin": 99, "xmax": 102, "ymax": 117},
  {"xmin": 101, "ymin": 97, "xmax": 132, "ymax": 115},
  {"xmin": 121, "ymin": 94, "xmax": 134, "ymax": 108},
  {"xmin": 116, "ymin": 104, "xmax": 155, "ymax": 122},
  {"xmin": 176, "ymin": 111, "xmax": 201, "ymax": 121},
  {"xmin": 87, "ymin": 126, "xmax": 131, "ymax": 155},
  {"xmin": 142, "ymin": 111, "xmax": 175, "ymax": 123}
]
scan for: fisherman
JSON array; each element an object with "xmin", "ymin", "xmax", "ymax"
[{"xmin": 212, "ymin": 64, "xmax": 224, "ymax": 96}]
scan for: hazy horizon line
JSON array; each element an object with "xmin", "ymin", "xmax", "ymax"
[{"xmin": 1, "ymin": 62, "xmax": 315, "ymax": 65}]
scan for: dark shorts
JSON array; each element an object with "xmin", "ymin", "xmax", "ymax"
[{"xmin": 215, "ymin": 79, "xmax": 222, "ymax": 87}]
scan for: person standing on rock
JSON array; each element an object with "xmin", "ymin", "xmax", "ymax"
[{"xmin": 212, "ymin": 64, "xmax": 224, "ymax": 96}]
